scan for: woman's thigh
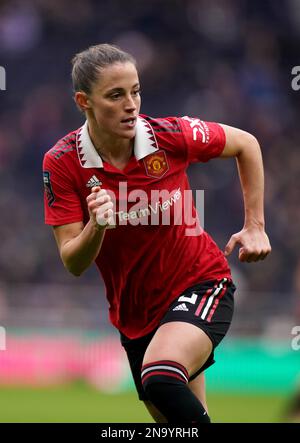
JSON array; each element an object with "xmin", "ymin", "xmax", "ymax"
[{"xmin": 142, "ymin": 321, "xmax": 213, "ymax": 376}]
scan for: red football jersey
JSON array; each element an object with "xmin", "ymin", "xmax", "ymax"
[{"xmin": 43, "ymin": 115, "xmax": 232, "ymax": 339}]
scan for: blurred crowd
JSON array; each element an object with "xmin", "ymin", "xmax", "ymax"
[{"xmin": 0, "ymin": 0, "xmax": 299, "ymax": 318}]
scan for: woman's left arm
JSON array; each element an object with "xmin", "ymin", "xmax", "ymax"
[{"xmin": 219, "ymin": 124, "xmax": 271, "ymax": 262}]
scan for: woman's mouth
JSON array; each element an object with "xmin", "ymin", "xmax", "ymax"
[{"xmin": 120, "ymin": 117, "xmax": 137, "ymax": 128}]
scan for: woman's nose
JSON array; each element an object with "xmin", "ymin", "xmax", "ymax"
[{"xmin": 124, "ymin": 95, "xmax": 136, "ymax": 110}]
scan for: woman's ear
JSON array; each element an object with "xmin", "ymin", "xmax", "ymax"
[{"xmin": 74, "ymin": 91, "xmax": 91, "ymax": 112}]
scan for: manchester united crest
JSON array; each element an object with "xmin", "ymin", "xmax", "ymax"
[{"xmin": 143, "ymin": 151, "xmax": 169, "ymax": 178}]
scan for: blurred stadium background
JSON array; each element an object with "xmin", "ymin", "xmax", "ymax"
[{"xmin": 0, "ymin": 0, "xmax": 299, "ymax": 422}]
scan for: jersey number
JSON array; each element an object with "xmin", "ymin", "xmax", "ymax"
[{"xmin": 178, "ymin": 293, "xmax": 198, "ymax": 304}]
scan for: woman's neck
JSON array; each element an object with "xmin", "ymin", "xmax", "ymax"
[{"xmin": 87, "ymin": 119, "xmax": 133, "ymax": 168}]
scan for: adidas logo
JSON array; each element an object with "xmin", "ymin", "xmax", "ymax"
[
  {"xmin": 173, "ymin": 303, "xmax": 189, "ymax": 312},
  {"xmin": 86, "ymin": 175, "xmax": 102, "ymax": 188}
]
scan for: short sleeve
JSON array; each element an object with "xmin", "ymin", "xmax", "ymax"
[
  {"xmin": 43, "ymin": 153, "xmax": 83, "ymax": 226},
  {"xmin": 178, "ymin": 116, "xmax": 226, "ymax": 163}
]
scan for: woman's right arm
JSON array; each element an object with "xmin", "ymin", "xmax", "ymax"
[{"xmin": 53, "ymin": 186, "xmax": 113, "ymax": 276}]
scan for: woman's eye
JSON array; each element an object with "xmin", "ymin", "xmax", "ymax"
[
  {"xmin": 133, "ymin": 89, "xmax": 141, "ymax": 96},
  {"xmin": 110, "ymin": 93, "xmax": 121, "ymax": 100}
]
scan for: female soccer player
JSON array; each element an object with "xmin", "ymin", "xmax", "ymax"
[{"xmin": 43, "ymin": 44, "xmax": 271, "ymax": 423}]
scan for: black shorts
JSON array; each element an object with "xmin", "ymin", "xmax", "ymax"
[{"xmin": 120, "ymin": 278, "xmax": 236, "ymax": 401}]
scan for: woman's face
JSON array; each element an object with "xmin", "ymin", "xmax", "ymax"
[{"xmin": 81, "ymin": 62, "xmax": 141, "ymax": 140}]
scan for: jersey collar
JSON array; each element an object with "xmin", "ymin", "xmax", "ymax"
[{"xmin": 76, "ymin": 116, "xmax": 159, "ymax": 168}]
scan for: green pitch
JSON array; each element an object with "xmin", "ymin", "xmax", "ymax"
[{"xmin": 0, "ymin": 383, "xmax": 288, "ymax": 422}]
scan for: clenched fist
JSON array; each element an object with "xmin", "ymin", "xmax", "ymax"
[
  {"xmin": 224, "ymin": 225, "xmax": 271, "ymax": 262},
  {"xmin": 86, "ymin": 186, "xmax": 115, "ymax": 229}
]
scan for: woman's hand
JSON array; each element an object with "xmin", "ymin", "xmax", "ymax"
[
  {"xmin": 224, "ymin": 225, "xmax": 271, "ymax": 262},
  {"xmin": 86, "ymin": 186, "xmax": 115, "ymax": 229}
]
